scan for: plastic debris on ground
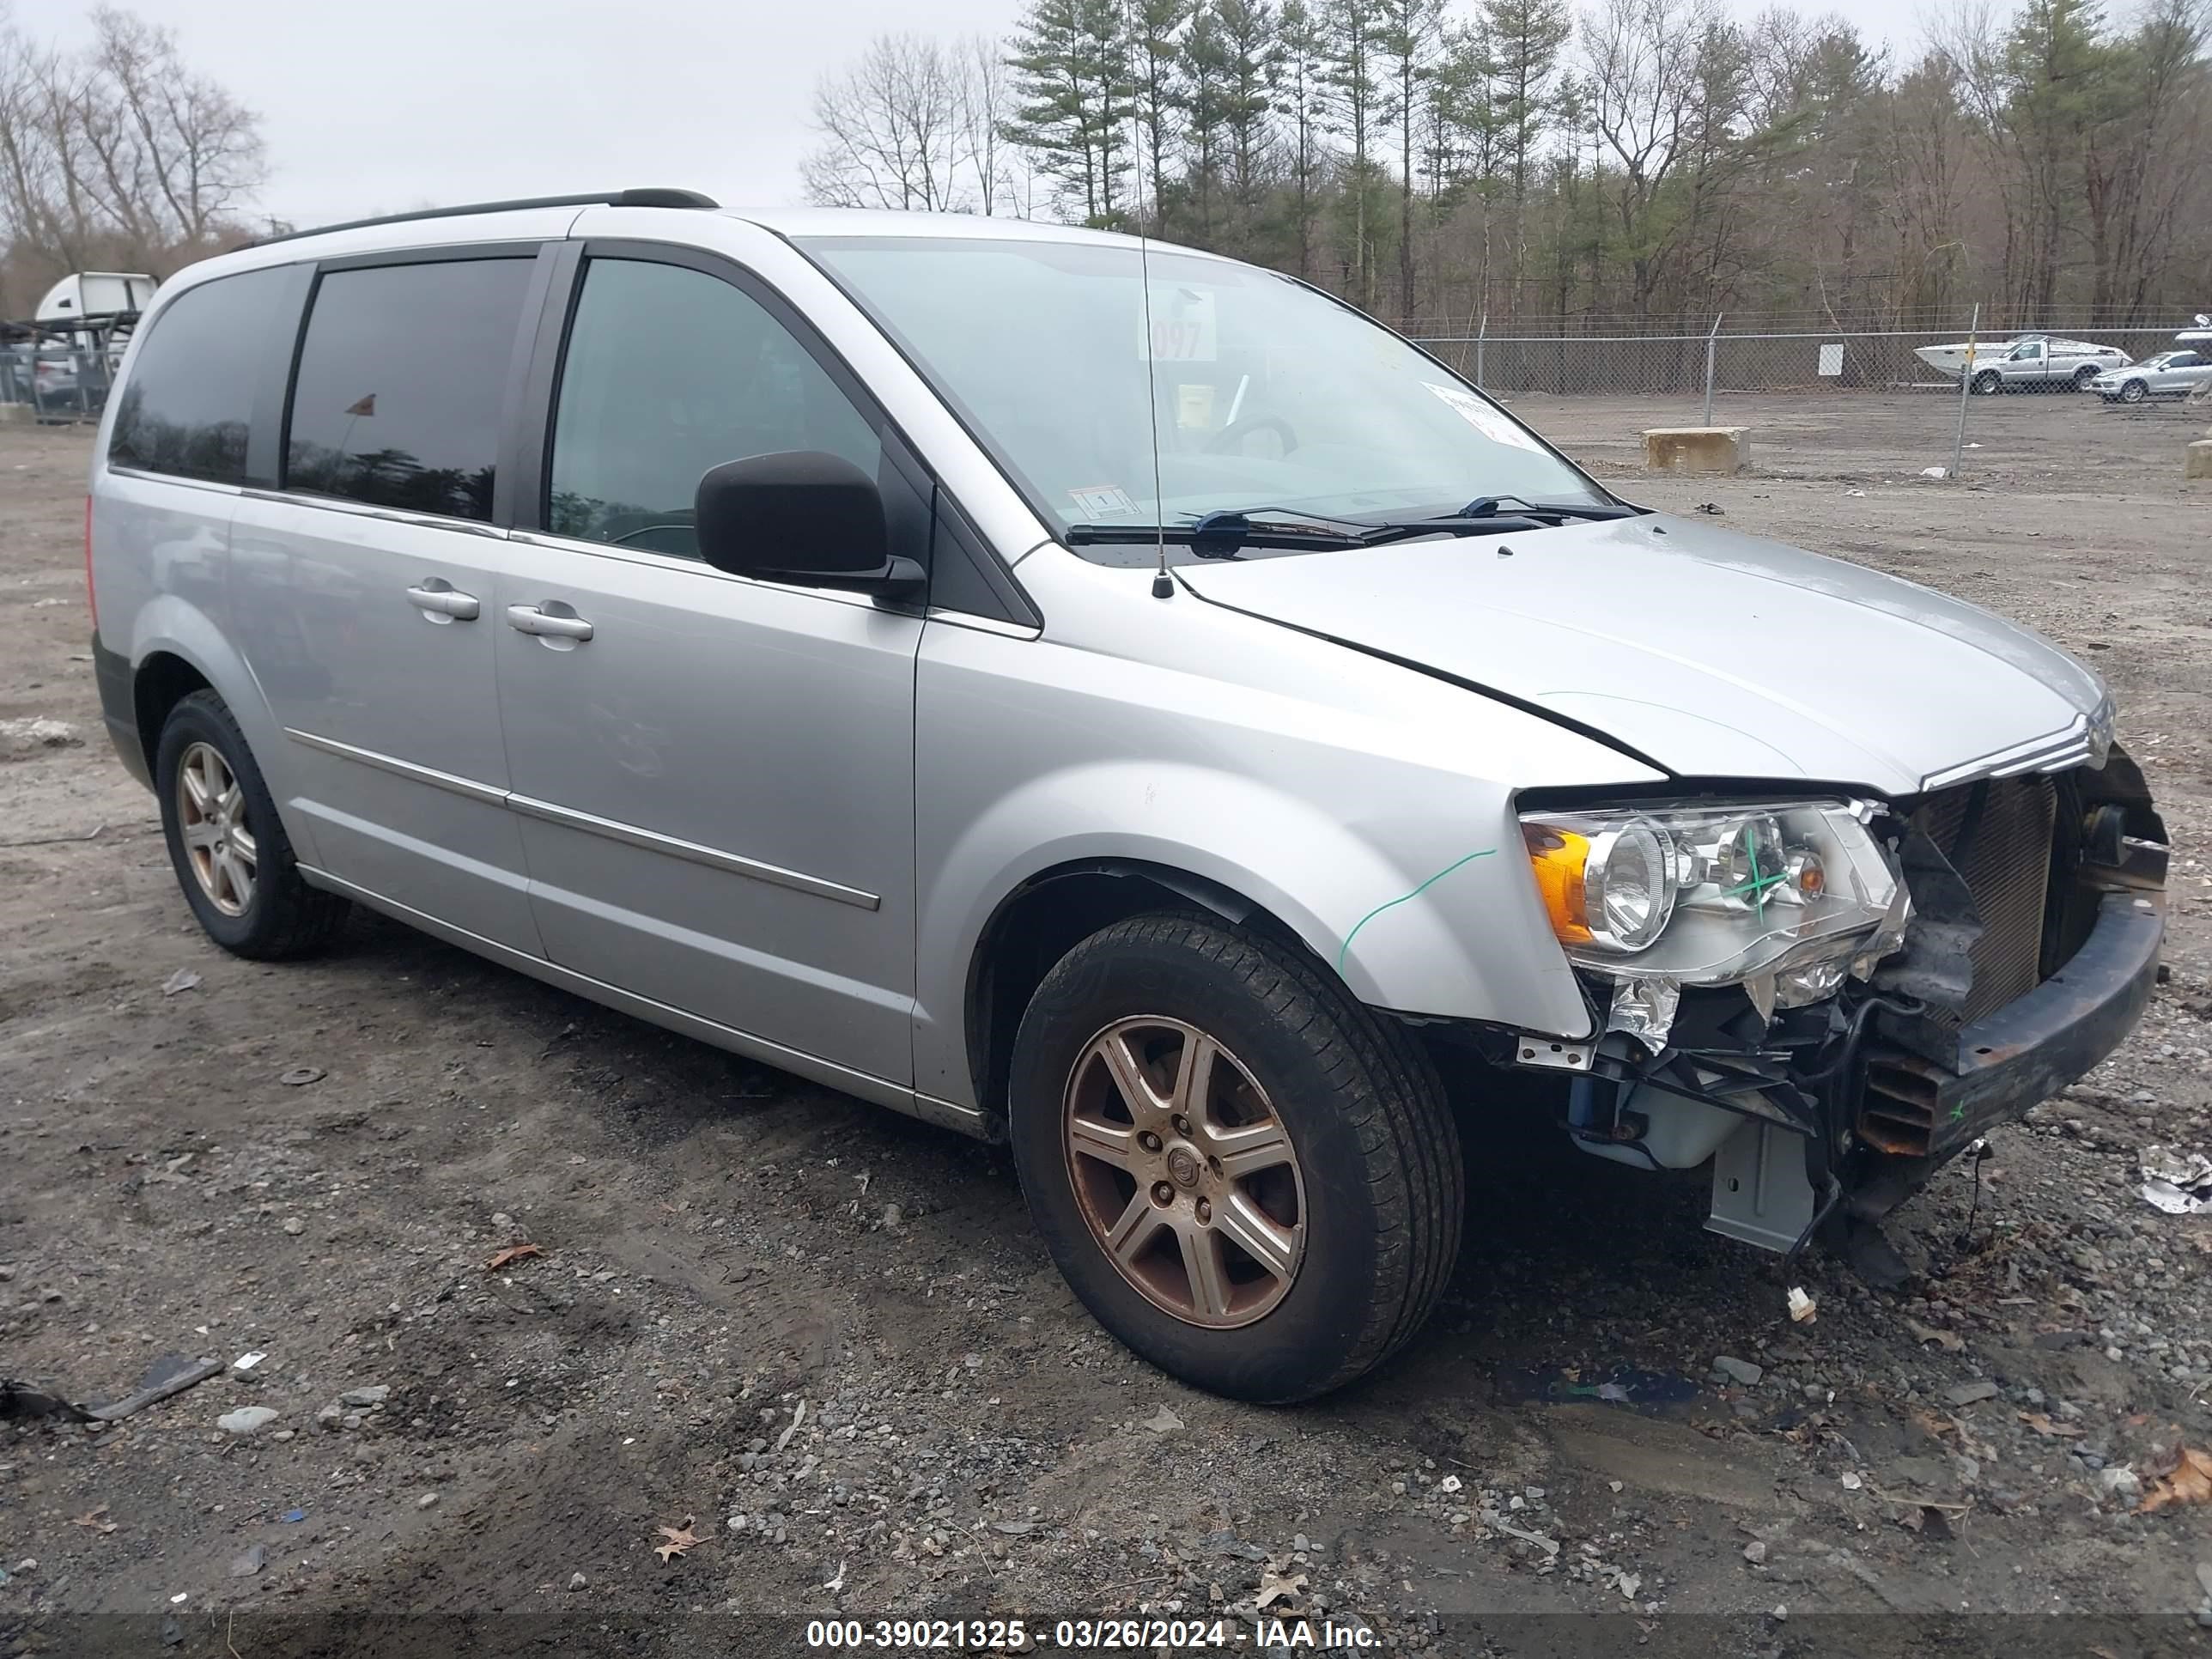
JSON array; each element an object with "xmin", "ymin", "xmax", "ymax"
[
  {"xmin": 1788, "ymin": 1286, "xmax": 1817, "ymax": 1323},
  {"xmin": 1496, "ymin": 1364, "xmax": 1702, "ymax": 1413},
  {"xmin": 2139, "ymin": 1145, "xmax": 2212, "ymax": 1214}
]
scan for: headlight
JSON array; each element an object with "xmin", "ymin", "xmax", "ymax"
[{"xmin": 1519, "ymin": 799, "xmax": 1903, "ymax": 995}]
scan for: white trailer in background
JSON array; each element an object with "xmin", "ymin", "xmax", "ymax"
[{"xmin": 33, "ymin": 271, "xmax": 155, "ymax": 323}]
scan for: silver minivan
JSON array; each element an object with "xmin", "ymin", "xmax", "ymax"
[{"xmin": 88, "ymin": 191, "xmax": 2167, "ymax": 1401}]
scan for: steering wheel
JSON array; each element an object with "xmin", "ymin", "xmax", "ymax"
[{"xmin": 1205, "ymin": 414, "xmax": 1300, "ymax": 457}]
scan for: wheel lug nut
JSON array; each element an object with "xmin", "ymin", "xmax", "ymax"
[
  {"xmin": 1195, "ymin": 1198, "xmax": 1212, "ymax": 1224},
  {"xmin": 1172, "ymin": 1115, "xmax": 1192, "ymax": 1137},
  {"xmin": 1152, "ymin": 1182, "xmax": 1174, "ymax": 1206},
  {"xmin": 1139, "ymin": 1131, "xmax": 1162, "ymax": 1152}
]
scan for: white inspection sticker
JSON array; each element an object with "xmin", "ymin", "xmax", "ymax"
[
  {"xmin": 1423, "ymin": 381, "xmax": 1543, "ymax": 453},
  {"xmin": 1068, "ymin": 483, "xmax": 1140, "ymax": 519}
]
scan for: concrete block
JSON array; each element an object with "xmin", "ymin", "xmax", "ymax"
[
  {"xmin": 1644, "ymin": 426, "xmax": 1750, "ymax": 475},
  {"xmin": 2186, "ymin": 439, "xmax": 2212, "ymax": 482}
]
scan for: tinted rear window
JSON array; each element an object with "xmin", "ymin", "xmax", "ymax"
[
  {"xmin": 107, "ymin": 267, "xmax": 289, "ymax": 484},
  {"xmin": 285, "ymin": 257, "xmax": 534, "ymax": 523}
]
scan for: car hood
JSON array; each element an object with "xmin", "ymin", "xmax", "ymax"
[{"xmin": 1176, "ymin": 514, "xmax": 2110, "ymax": 797}]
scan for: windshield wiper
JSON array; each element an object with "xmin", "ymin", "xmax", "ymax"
[
  {"xmin": 1064, "ymin": 511, "xmax": 1375, "ymax": 556},
  {"xmin": 1447, "ymin": 495, "xmax": 1642, "ymax": 523}
]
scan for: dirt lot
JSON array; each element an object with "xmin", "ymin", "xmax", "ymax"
[{"xmin": 4, "ymin": 396, "xmax": 2211, "ymax": 1657}]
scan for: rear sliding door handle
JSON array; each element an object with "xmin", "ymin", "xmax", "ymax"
[
  {"xmin": 404, "ymin": 583, "xmax": 479, "ymax": 621},
  {"xmin": 506, "ymin": 604, "xmax": 593, "ymax": 641}
]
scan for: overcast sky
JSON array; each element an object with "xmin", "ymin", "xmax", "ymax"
[{"xmin": 13, "ymin": 0, "xmax": 1930, "ymax": 231}]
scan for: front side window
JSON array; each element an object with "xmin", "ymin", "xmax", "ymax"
[
  {"xmin": 799, "ymin": 235, "xmax": 1606, "ymax": 555},
  {"xmin": 546, "ymin": 258, "xmax": 878, "ymax": 559},
  {"xmin": 108, "ymin": 267, "xmax": 289, "ymax": 484},
  {"xmin": 285, "ymin": 257, "xmax": 534, "ymax": 523}
]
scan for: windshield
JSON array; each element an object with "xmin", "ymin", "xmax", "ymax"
[{"xmin": 799, "ymin": 234, "xmax": 1607, "ymax": 551}]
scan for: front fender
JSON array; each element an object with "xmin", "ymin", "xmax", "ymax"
[{"xmin": 915, "ymin": 759, "xmax": 1595, "ymax": 1107}]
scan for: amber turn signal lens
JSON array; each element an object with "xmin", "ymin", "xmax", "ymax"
[{"xmin": 1521, "ymin": 823, "xmax": 1593, "ymax": 944}]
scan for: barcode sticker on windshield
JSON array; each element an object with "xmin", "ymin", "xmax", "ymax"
[
  {"xmin": 1069, "ymin": 483, "xmax": 1139, "ymax": 519},
  {"xmin": 1423, "ymin": 381, "xmax": 1543, "ymax": 453}
]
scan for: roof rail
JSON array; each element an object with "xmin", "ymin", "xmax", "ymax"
[{"xmin": 252, "ymin": 188, "xmax": 719, "ymax": 248}]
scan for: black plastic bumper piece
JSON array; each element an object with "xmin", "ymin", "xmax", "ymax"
[
  {"xmin": 1860, "ymin": 890, "xmax": 2164, "ymax": 1159},
  {"xmin": 91, "ymin": 631, "xmax": 149, "ymax": 788}
]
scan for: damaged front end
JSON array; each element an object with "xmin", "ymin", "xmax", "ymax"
[{"xmin": 1507, "ymin": 751, "xmax": 2167, "ymax": 1264}]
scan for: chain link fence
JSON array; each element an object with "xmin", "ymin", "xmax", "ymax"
[
  {"xmin": 1409, "ymin": 315, "xmax": 2203, "ymax": 482},
  {"xmin": 1, "ymin": 339, "xmax": 116, "ymax": 424}
]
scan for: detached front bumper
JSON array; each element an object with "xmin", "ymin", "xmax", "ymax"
[{"xmin": 1860, "ymin": 890, "xmax": 2164, "ymax": 1159}]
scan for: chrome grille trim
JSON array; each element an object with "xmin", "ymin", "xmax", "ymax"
[{"xmin": 1918, "ymin": 703, "xmax": 2113, "ymax": 793}]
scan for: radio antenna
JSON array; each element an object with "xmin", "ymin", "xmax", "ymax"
[{"xmin": 1137, "ymin": 215, "xmax": 1171, "ymax": 599}]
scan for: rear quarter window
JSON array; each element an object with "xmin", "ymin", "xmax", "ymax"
[{"xmin": 106, "ymin": 266, "xmax": 291, "ymax": 484}]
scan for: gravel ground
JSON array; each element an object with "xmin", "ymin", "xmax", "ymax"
[{"xmin": 3, "ymin": 399, "xmax": 2210, "ymax": 1658}]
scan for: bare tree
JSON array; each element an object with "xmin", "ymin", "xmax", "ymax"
[
  {"xmin": 803, "ymin": 33, "xmax": 972, "ymax": 211},
  {"xmin": 89, "ymin": 7, "xmax": 264, "ymax": 246},
  {"xmin": 0, "ymin": 2, "xmax": 265, "ymax": 311}
]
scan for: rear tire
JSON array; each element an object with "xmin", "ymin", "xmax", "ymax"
[
  {"xmin": 1007, "ymin": 911, "xmax": 1462, "ymax": 1402},
  {"xmin": 2071, "ymin": 364, "xmax": 2098, "ymax": 391},
  {"xmin": 155, "ymin": 690, "xmax": 349, "ymax": 959}
]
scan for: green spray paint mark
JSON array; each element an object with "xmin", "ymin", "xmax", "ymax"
[{"xmin": 1337, "ymin": 849, "xmax": 1497, "ymax": 972}]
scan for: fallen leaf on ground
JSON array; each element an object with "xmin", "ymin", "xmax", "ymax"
[
  {"xmin": 71, "ymin": 1506, "xmax": 117, "ymax": 1534},
  {"xmin": 2136, "ymin": 1446, "xmax": 2212, "ymax": 1513},
  {"xmin": 653, "ymin": 1516, "xmax": 701, "ymax": 1562},
  {"xmin": 2018, "ymin": 1411, "xmax": 2083, "ymax": 1438},
  {"xmin": 1905, "ymin": 1317, "xmax": 1964, "ymax": 1352},
  {"xmin": 484, "ymin": 1244, "xmax": 544, "ymax": 1273},
  {"xmin": 1255, "ymin": 1568, "xmax": 1307, "ymax": 1609}
]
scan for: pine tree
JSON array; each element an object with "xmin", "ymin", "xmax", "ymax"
[
  {"xmin": 1485, "ymin": 0, "xmax": 1571, "ymax": 307},
  {"xmin": 1321, "ymin": 0, "xmax": 1392, "ymax": 307},
  {"xmin": 1183, "ymin": 6, "xmax": 1232, "ymax": 237},
  {"xmin": 1003, "ymin": 0, "xmax": 1134, "ymax": 226},
  {"xmin": 1277, "ymin": 0, "xmax": 1333, "ymax": 279},
  {"xmin": 1211, "ymin": 0, "xmax": 1281, "ymax": 217},
  {"xmin": 1375, "ymin": 0, "xmax": 1443, "ymax": 322},
  {"xmin": 1130, "ymin": 0, "xmax": 1193, "ymax": 232}
]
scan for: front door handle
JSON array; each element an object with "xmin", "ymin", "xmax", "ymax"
[
  {"xmin": 405, "ymin": 583, "xmax": 479, "ymax": 621},
  {"xmin": 506, "ymin": 604, "xmax": 593, "ymax": 642}
]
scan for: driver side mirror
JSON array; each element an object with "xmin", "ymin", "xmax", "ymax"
[{"xmin": 695, "ymin": 451, "xmax": 924, "ymax": 598}]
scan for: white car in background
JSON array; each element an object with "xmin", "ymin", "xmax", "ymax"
[{"xmin": 2091, "ymin": 349, "xmax": 2212, "ymax": 404}]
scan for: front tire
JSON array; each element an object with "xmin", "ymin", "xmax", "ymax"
[
  {"xmin": 2119, "ymin": 379, "xmax": 2148, "ymax": 404},
  {"xmin": 1971, "ymin": 369, "xmax": 2002, "ymax": 395},
  {"xmin": 1007, "ymin": 912, "xmax": 1462, "ymax": 1401},
  {"xmin": 155, "ymin": 690, "xmax": 349, "ymax": 959}
]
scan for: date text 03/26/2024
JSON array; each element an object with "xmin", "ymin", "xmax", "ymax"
[{"xmin": 803, "ymin": 1616, "xmax": 1381, "ymax": 1649}]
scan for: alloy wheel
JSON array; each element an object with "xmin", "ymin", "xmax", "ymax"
[
  {"xmin": 176, "ymin": 740, "xmax": 257, "ymax": 917},
  {"xmin": 1061, "ymin": 1016, "xmax": 1306, "ymax": 1329}
]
